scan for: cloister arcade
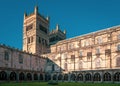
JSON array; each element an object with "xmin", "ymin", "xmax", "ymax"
[{"xmin": 0, "ymin": 69, "xmax": 120, "ymax": 83}]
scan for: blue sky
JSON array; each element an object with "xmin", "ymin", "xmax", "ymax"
[{"xmin": 0, "ymin": 0, "xmax": 120, "ymax": 49}]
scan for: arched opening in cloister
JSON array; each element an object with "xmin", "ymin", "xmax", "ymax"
[
  {"xmin": 77, "ymin": 73, "xmax": 83, "ymax": 81},
  {"xmin": 103, "ymin": 72, "xmax": 111, "ymax": 81},
  {"xmin": 85, "ymin": 73, "xmax": 92, "ymax": 81},
  {"xmin": 0, "ymin": 71, "xmax": 7, "ymax": 80},
  {"xmin": 93, "ymin": 73, "xmax": 101, "ymax": 81},
  {"xmin": 114, "ymin": 72, "xmax": 120, "ymax": 81},
  {"xmin": 26, "ymin": 73, "xmax": 32, "ymax": 80},
  {"xmin": 9, "ymin": 71, "xmax": 16, "ymax": 81}
]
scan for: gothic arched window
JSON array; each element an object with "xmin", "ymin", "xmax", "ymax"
[
  {"xmin": 97, "ymin": 37, "xmax": 102, "ymax": 44},
  {"xmin": 19, "ymin": 54, "xmax": 23, "ymax": 64},
  {"xmin": 116, "ymin": 57, "xmax": 120, "ymax": 67},
  {"xmin": 79, "ymin": 61, "xmax": 83, "ymax": 69},
  {"xmin": 4, "ymin": 51, "xmax": 9, "ymax": 61},
  {"xmin": 95, "ymin": 58, "xmax": 101, "ymax": 68},
  {"xmin": 64, "ymin": 63, "xmax": 67, "ymax": 71}
]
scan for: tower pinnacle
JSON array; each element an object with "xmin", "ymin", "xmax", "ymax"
[{"xmin": 34, "ymin": 6, "xmax": 38, "ymax": 14}]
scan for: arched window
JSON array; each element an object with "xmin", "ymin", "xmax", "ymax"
[
  {"xmin": 53, "ymin": 74, "xmax": 57, "ymax": 80},
  {"xmin": 27, "ymin": 73, "xmax": 32, "ymax": 80},
  {"xmin": 0, "ymin": 71, "xmax": 7, "ymax": 80},
  {"xmin": 19, "ymin": 54, "xmax": 23, "ymax": 64},
  {"xmin": 40, "ymin": 74, "xmax": 43, "ymax": 80},
  {"xmin": 34, "ymin": 73, "xmax": 38, "ymax": 80},
  {"xmin": 19, "ymin": 72, "xmax": 25, "ymax": 80},
  {"xmin": 64, "ymin": 74, "xmax": 68, "ymax": 81},
  {"xmin": 85, "ymin": 73, "xmax": 92, "ymax": 81},
  {"xmin": 103, "ymin": 72, "xmax": 111, "ymax": 81},
  {"xmin": 52, "ymin": 64, "xmax": 55, "ymax": 71},
  {"xmin": 93, "ymin": 73, "xmax": 101, "ymax": 81},
  {"xmin": 64, "ymin": 63, "xmax": 67, "ymax": 71},
  {"xmin": 77, "ymin": 73, "xmax": 83, "ymax": 81},
  {"xmin": 58, "ymin": 74, "xmax": 63, "ymax": 80},
  {"xmin": 95, "ymin": 58, "xmax": 101, "ymax": 68},
  {"xmin": 97, "ymin": 37, "xmax": 102, "ymax": 44},
  {"xmin": 4, "ymin": 51, "xmax": 9, "ymax": 61},
  {"xmin": 10, "ymin": 72, "xmax": 16, "ymax": 81},
  {"xmin": 114, "ymin": 72, "xmax": 120, "ymax": 81},
  {"xmin": 116, "ymin": 57, "xmax": 120, "ymax": 67},
  {"xmin": 79, "ymin": 61, "xmax": 83, "ymax": 69},
  {"xmin": 70, "ymin": 74, "xmax": 76, "ymax": 81}
]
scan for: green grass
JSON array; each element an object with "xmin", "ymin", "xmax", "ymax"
[{"xmin": 0, "ymin": 82, "xmax": 120, "ymax": 86}]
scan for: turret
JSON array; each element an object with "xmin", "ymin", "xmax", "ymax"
[
  {"xmin": 64, "ymin": 29, "xmax": 66, "ymax": 34},
  {"xmin": 24, "ymin": 12, "xmax": 27, "ymax": 20},
  {"xmin": 56, "ymin": 24, "xmax": 59, "ymax": 31},
  {"xmin": 46, "ymin": 16, "xmax": 50, "ymax": 21},
  {"xmin": 34, "ymin": 6, "xmax": 38, "ymax": 14}
]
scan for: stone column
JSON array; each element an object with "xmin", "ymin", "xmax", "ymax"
[
  {"xmin": 25, "ymin": 72, "xmax": 27, "ymax": 81},
  {"xmin": 111, "ymin": 71, "xmax": 114, "ymax": 83},
  {"xmin": 83, "ymin": 72, "xmax": 86, "ymax": 83},
  {"xmin": 68, "ymin": 73, "xmax": 71, "ymax": 82},
  {"xmin": 6, "ymin": 70, "xmax": 10, "ymax": 82},
  {"xmin": 101, "ymin": 71, "xmax": 103, "ymax": 83},
  {"xmin": 91, "ymin": 71, "xmax": 93, "ymax": 83},
  {"xmin": 32, "ymin": 73, "xmax": 34, "ymax": 81},
  {"xmin": 38, "ymin": 73, "xmax": 40, "ymax": 82},
  {"xmin": 16, "ymin": 72, "xmax": 19, "ymax": 82}
]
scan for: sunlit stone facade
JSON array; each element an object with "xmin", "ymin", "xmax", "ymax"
[
  {"xmin": 45, "ymin": 26, "xmax": 120, "ymax": 82},
  {"xmin": 47, "ymin": 26, "xmax": 120, "ymax": 72}
]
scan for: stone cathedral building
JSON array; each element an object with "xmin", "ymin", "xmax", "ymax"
[{"xmin": 0, "ymin": 6, "xmax": 120, "ymax": 83}]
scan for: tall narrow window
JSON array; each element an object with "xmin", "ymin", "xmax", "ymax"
[
  {"xmin": 71, "ymin": 55, "xmax": 75, "ymax": 62},
  {"xmin": 52, "ymin": 64, "xmax": 55, "ymax": 71},
  {"xmin": 39, "ymin": 37, "xmax": 41, "ymax": 43},
  {"xmin": 84, "ymin": 41, "xmax": 86, "ymax": 46},
  {"xmin": 39, "ymin": 25, "xmax": 47, "ymax": 34},
  {"xmin": 31, "ymin": 36, "xmax": 33, "ymax": 43},
  {"xmin": 4, "ymin": 51, "xmax": 9, "ymax": 61},
  {"xmin": 19, "ymin": 54, "xmax": 23, "ymax": 64},
  {"xmin": 95, "ymin": 58, "xmax": 101, "ymax": 68},
  {"xmin": 79, "ymin": 51, "xmax": 83, "ymax": 59},
  {"xmin": 26, "ymin": 24, "xmax": 33, "ymax": 31},
  {"xmin": 28, "ymin": 37, "xmax": 30, "ymax": 44},
  {"xmin": 97, "ymin": 37, "xmax": 102, "ymax": 44},
  {"xmin": 116, "ymin": 57, "xmax": 120, "ymax": 67},
  {"xmin": 64, "ymin": 63, "xmax": 67, "ymax": 71}
]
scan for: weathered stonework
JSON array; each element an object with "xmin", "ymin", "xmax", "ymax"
[{"xmin": 0, "ymin": 6, "xmax": 120, "ymax": 82}]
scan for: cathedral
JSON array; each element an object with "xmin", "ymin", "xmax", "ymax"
[{"xmin": 0, "ymin": 6, "xmax": 120, "ymax": 83}]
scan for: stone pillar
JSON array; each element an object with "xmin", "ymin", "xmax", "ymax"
[
  {"xmin": 6, "ymin": 71, "xmax": 10, "ymax": 82},
  {"xmin": 101, "ymin": 71, "xmax": 103, "ymax": 83},
  {"xmin": 91, "ymin": 71, "xmax": 94, "ymax": 83},
  {"xmin": 83, "ymin": 72, "xmax": 86, "ymax": 83},
  {"xmin": 32, "ymin": 73, "xmax": 34, "ymax": 81},
  {"xmin": 25, "ymin": 72, "xmax": 27, "ymax": 81},
  {"xmin": 38, "ymin": 73, "xmax": 40, "ymax": 81},
  {"xmin": 68, "ymin": 73, "xmax": 71, "ymax": 82},
  {"xmin": 111, "ymin": 71, "xmax": 114, "ymax": 83},
  {"xmin": 16, "ymin": 72, "xmax": 19, "ymax": 82},
  {"xmin": 56, "ymin": 73, "xmax": 58, "ymax": 81},
  {"xmin": 43, "ymin": 73, "xmax": 45, "ymax": 81}
]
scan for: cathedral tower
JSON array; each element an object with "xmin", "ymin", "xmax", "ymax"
[{"xmin": 23, "ymin": 6, "xmax": 49, "ymax": 55}]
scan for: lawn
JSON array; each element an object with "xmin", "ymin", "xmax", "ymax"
[{"xmin": 0, "ymin": 82, "xmax": 120, "ymax": 86}]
